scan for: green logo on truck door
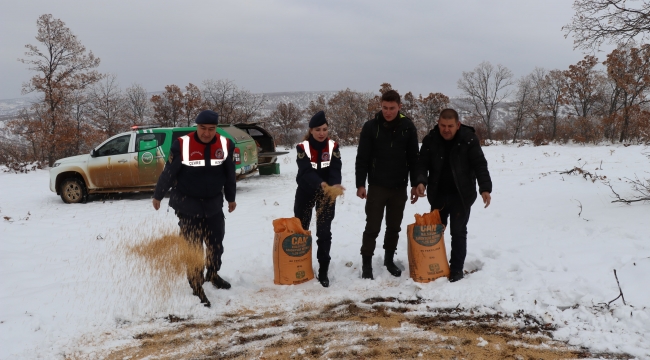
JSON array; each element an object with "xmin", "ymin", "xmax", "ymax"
[
  {"xmin": 413, "ymin": 224, "xmax": 444, "ymax": 247},
  {"xmin": 282, "ymin": 234, "xmax": 312, "ymax": 257},
  {"xmin": 141, "ymin": 152, "xmax": 153, "ymax": 164}
]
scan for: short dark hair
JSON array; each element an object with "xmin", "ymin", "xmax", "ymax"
[
  {"xmin": 439, "ymin": 108, "xmax": 459, "ymax": 121},
  {"xmin": 381, "ymin": 90, "xmax": 401, "ymax": 104}
]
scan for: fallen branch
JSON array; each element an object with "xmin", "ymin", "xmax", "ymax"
[
  {"xmin": 559, "ymin": 166, "xmax": 606, "ymax": 183},
  {"xmin": 597, "ymin": 269, "xmax": 626, "ymax": 308},
  {"xmin": 606, "ymin": 177, "xmax": 650, "ymax": 204},
  {"xmin": 573, "ymin": 199, "xmax": 583, "ymax": 217},
  {"xmin": 609, "ymin": 270, "xmax": 627, "ymax": 307}
]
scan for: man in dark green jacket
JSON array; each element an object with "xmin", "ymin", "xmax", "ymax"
[
  {"xmin": 413, "ymin": 108, "xmax": 492, "ymax": 282},
  {"xmin": 355, "ymin": 90, "xmax": 420, "ymax": 280}
]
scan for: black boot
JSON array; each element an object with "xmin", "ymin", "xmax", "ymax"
[
  {"xmin": 362, "ymin": 256, "xmax": 373, "ymax": 280},
  {"xmin": 210, "ymin": 274, "xmax": 232, "ymax": 289},
  {"xmin": 384, "ymin": 250, "xmax": 402, "ymax": 277},
  {"xmin": 318, "ymin": 261, "xmax": 330, "ymax": 287},
  {"xmin": 449, "ymin": 270, "xmax": 464, "ymax": 283}
]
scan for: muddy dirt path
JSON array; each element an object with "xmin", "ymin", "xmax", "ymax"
[{"xmin": 73, "ymin": 298, "xmax": 633, "ymax": 359}]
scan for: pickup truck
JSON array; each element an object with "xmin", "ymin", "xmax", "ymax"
[{"xmin": 50, "ymin": 124, "xmax": 262, "ymax": 203}]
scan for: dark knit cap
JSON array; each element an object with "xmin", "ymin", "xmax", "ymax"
[
  {"xmin": 195, "ymin": 110, "xmax": 219, "ymax": 125},
  {"xmin": 309, "ymin": 110, "xmax": 327, "ymax": 128}
]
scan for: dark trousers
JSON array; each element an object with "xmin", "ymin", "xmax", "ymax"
[
  {"xmin": 294, "ymin": 188, "xmax": 335, "ymax": 263},
  {"xmin": 177, "ymin": 210, "xmax": 225, "ymax": 290},
  {"xmin": 360, "ymin": 185, "xmax": 407, "ymax": 256},
  {"xmin": 430, "ymin": 192, "xmax": 471, "ymax": 273}
]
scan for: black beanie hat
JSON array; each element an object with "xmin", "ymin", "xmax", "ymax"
[
  {"xmin": 195, "ymin": 110, "xmax": 219, "ymax": 125},
  {"xmin": 309, "ymin": 110, "xmax": 327, "ymax": 128}
]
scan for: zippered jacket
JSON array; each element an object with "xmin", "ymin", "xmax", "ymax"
[
  {"xmin": 355, "ymin": 111, "xmax": 419, "ymax": 189},
  {"xmin": 416, "ymin": 124, "xmax": 492, "ymax": 211},
  {"xmin": 296, "ymin": 136, "xmax": 342, "ymax": 191},
  {"xmin": 154, "ymin": 131, "xmax": 236, "ymax": 217}
]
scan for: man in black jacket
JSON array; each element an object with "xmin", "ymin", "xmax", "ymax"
[
  {"xmin": 152, "ymin": 110, "xmax": 237, "ymax": 307},
  {"xmin": 413, "ymin": 108, "xmax": 492, "ymax": 282},
  {"xmin": 355, "ymin": 90, "xmax": 420, "ymax": 280}
]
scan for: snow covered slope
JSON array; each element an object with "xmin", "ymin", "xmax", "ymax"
[{"xmin": 0, "ymin": 144, "xmax": 649, "ymax": 358}]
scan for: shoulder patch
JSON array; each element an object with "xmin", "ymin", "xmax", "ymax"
[
  {"xmin": 333, "ymin": 150, "xmax": 341, "ymax": 158},
  {"xmin": 297, "ymin": 151, "xmax": 305, "ymax": 159}
]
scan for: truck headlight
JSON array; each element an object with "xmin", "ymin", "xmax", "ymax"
[{"xmin": 53, "ymin": 162, "xmax": 61, "ymax": 167}]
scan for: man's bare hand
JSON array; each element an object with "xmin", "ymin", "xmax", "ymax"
[
  {"xmin": 152, "ymin": 198, "xmax": 161, "ymax": 210},
  {"xmin": 228, "ymin": 201, "xmax": 237, "ymax": 213},
  {"xmin": 410, "ymin": 187, "xmax": 419, "ymax": 204},
  {"xmin": 416, "ymin": 184, "xmax": 426, "ymax": 197},
  {"xmin": 356, "ymin": 186, "xmax": 367, "ymax": 199},
  {"xmin": 481, "ymin": 192, "xmax": 491, "ymax": 208}
]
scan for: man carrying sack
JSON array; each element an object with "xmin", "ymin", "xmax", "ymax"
[
  {"xmin": 413, "ymin": 108, "xmax": 492, "ymax": 282},
  {"xmin": 152, "ymin": 110, "xmax": 237, "ymax": 307},
  {"xmin": 355, "ymin": 90, "xmax": 420, "ymax": 280}
]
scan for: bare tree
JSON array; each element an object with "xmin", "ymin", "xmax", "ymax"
[
  {"xmin": 201, "ymin": 79, "xmax": 265, "ymax": 124},
  {"xmin": 17, "ymin": 14, "xmax": 102, "ymax": 165},
  {"xmin": 89, "ymin": 74, "xmax": 127, "ymax": 136},
  {"xmin": 457, "ymin": 61, "xmax": 514, "ymax": 140},
  {"xmin": 233, "ymin": 89, "xmax": 266, "ymax": 124},
  {"xmin": 538, "ymin": 69, "xmax": 567, "ymax": 140},
  {"xmin": 65, "ymin": 89, "xmax": 91, "ymax": 154},
  {"xmin": 125, "ymin": 83, "xmax": 151, "ymax": 125},
  {"xmin": 564, "ymin": 0, "xmax": 650, "ymax": 51},
  {"xmin": 508, "ymin": 75, "xmax": 536, "ymax": 142}
]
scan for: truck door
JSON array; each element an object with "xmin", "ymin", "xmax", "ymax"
[
  {"xmin": 135, "ymin": 133, "xmax": 167, "ymax": 186},
  {"xmin": 87, "ymin": 134, "xmax": 136, "ymax": 188}
]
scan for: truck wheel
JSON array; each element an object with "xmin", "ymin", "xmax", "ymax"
[{"xmin": 60, "ymin": 178, "xmax": 87, "ymax": 204}]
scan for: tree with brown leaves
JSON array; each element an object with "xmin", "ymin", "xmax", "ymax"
[
  {"xmin": 417, "ymin": 92, "xmax": 450, "ymax": 131},
  {"xmin": 17, "ymin": 14, "xmax": 102, "ymax": 165},
  {"xmin": 563, "ymin": 55, "xmax": 606, "ymax": 119},
  {"xmin": 151, "ymin": 85, "xmax": 184, "ymax": 127},
  {"xmin": 327, "ymin": 89, "xmax": 374, "ymax": 145},
  {"xmin": 603, "ymin": 44, "xmax": 650, "ymax": 142},
  {"xmin": 264, "ymin": 102, "xmax": 304, "ymax": 147},
  {"xmin": 182, "ymin": 83, "xmax": 203, "ymax": 126}
]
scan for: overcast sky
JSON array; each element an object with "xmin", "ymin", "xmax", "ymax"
[{"xmin": 0, "ymin": 0, "xmax": 604, "ymax": 100}]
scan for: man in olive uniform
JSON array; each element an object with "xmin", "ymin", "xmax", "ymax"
[
  {"xmin": 355, "ymin": 90, "xmax": 420, "ymax": 280},
  {"xmin": 152, "ymin": 110, "xmax": 236, "ymax": 307}
]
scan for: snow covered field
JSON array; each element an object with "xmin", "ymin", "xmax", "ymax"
[{"xmin": 1, "ymin": 144, "xmax": 649, "ymax": 359}]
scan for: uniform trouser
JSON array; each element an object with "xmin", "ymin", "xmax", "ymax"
[
  {"xmin": 360, "ymin": 185, "xmax": 408, "ymax": 257},
  {"xmin": 294, "ymin": 188, "xmax": 335, "ymax": 263},
  {"xmin": 177, "ymin": 211, "xmax": 225, "ymax": 291},
  {"xmin": 430, "ymin": 192, "xmax": 471, "ymax": 273}
]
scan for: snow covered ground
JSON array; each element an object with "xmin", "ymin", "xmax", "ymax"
[{"xmin": 1, "ymin": 143, "xmax": 649, "ymax": 359}]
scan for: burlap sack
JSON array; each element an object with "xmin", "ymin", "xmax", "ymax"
[
  {"xmin": 407, "ymin": 210, "xmax": 450, "ymax": 283},
  {"xmin": 272, "ymin": 217, "xmax": 314, "ymax": 285}
]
